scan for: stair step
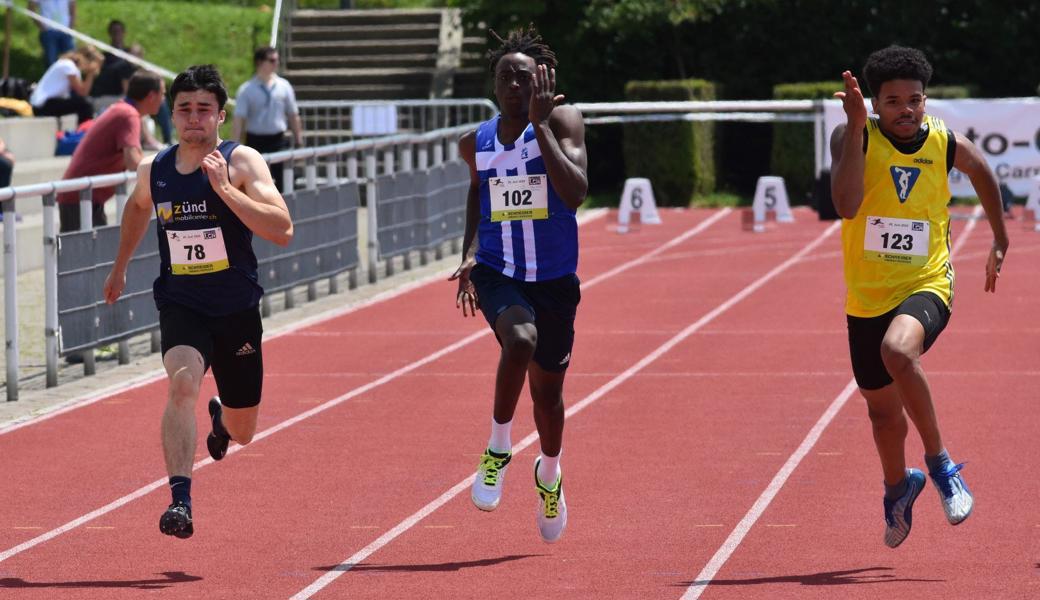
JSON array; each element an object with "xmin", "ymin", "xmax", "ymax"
[
  {"xmin": 294, "ymin": 83, "xmax": 433, "ymax": 101},
  {"xmin": 287, "ymin": 68, "xmax": 433, "ymax": 86},
  {"xmin": 292, "ymin": 9, "xmax": 443, "ymax": 28},
  {"xmin": 287, "ymin": 54, "xmax": 437, "ymax": 70},
  {"xmin": 291, "ymin": 39, "xmax": 439, "ymax": 58},
  {"xmin": 289, "ymin": 23, "xmax": 440, "ymax": 42}
]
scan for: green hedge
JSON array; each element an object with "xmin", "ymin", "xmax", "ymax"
[
  {"xmin": 623, "ymin": 79, "xmax": 716, "ymax": 206},
  {"xmin": 770, "ymin": 82, "xmax": 840, "ymax": 205}
]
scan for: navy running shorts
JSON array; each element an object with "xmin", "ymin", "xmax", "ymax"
[
  {"xmin": 469, "ymin": 263, "xmax": 581, "ymax": 373},
  {"xmin": 846, "ymin": 291, "xmax": 951, "ymax": 391},
  {"xmin": 159, "ymin": 302, "xmax": 264, "ymax": 408}
]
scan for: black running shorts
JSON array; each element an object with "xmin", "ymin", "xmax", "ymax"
[
  {"xmin": 469, "ymin": 263, "xmax": 581, "ymax": 373},
  {"xmin": 159, "ymin": 303, "xmax": 264, "ymax": 409},
  {"xmin": 846, "ymin": 291, "xmax": 951, "ymax": 391}
]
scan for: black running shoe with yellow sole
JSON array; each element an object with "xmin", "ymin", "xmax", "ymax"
[
  {"xmin": 207, "ymin": 396, "xmax": 231, "ymax": 461},
  {"xmin": 159, "ymin": 501, "xmax": 193, "ymax": 539}
]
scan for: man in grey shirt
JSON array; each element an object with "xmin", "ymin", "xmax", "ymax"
[{"xmin": 233, "ymin": 46, "xmax": 303, "ymax": 187}]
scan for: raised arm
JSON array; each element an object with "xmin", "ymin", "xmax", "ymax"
[
  {"xmin": 530, "ymin": 65, "xmax": 587, "ymax": 210},
  {"xmin": 830, "ymin": 71, "xmax": 868, "ymax": 219},
  {"xmin": 206, "ymin": 145, "xmax": 293, "ymax": 246},
  {"xmin": 952, "ymin": 132, "xmax": 1009, "ymax": 292}
]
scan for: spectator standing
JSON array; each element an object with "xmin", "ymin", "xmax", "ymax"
[
  {"xmin": 232, "ymin": 46, "xmax": 302, "ymax": 186},
  {"xmin": 29, "ymin": 0, "xmax": 77, "ymax": 67},
  {"xmin": 90, "ymin": 20, "xmax": 136, "ymax": 113},
  {"xmin": 30, "ymin": 45, "xmax": 102, "ymax": 125},
  {"xmin": 57, "ymin": 70, "xmax": 165, "ymax": 232}
]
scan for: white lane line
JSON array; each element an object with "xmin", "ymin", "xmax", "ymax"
[
  {"xmin": 0, "ymin": 208, "xmax": 719, "ymax": 564},
  {"xmin": 0, "ymin": 210, "xmax": 610, "ymax": 436},
  {"xmin": 679, "ymin": 204, "xmax": 982, "ymax": 600},
  {"xmin": 288, "ymin": 220, "xmax": 839, "ymax": 600}
]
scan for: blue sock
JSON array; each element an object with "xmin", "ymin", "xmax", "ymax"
[
  {"xmin": 884, "ymin": 475, "xmax": 909, "ymax": 500},
  {"xmin": 169, "ymin": 476, "xmax": 192, "ymax": 507},
  {"xmin": 925, "ymin": 449, "xmax": 953, "ymax": 474}
]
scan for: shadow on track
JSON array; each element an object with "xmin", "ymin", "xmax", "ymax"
[
  {"xmin": 676, "ymin": 566, "xmax": 944, "ymax": 588},
  {"xmin": 0, "ymin": 571, "xmax": 202, "ymax": 590},
  {"xmin": 315, "ymin": 553, "xmax": 545, "ymax": 573}
]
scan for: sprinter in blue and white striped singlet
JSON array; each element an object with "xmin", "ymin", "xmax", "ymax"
[{"xmin": 451, "ymin": 25, "xmax": 588, "ymax": 544}]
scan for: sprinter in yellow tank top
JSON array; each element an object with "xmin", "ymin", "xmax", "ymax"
[{"xmin": 830, "ymin": 46, "xmax": 1008, "ymax": 548}]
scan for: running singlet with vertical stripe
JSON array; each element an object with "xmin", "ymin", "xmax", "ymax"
[
  {"xmin": 841, "ymin": 115, "xmax": 953, "ymax": 318},
  {"xmin": 474, "ymin": 115, "xmax": 578, "ymax": 282},
  {"xmin": 151, "ymin": 140, "xmax": 263, "ymax": 316}
]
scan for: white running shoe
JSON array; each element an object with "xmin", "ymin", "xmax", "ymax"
[
  {"xmin": 534, "ymin": 457, "xmax": 567, "ymax": 543},
  {"xmin": 929, "ymin": 462, "xmax": 974, "ymax": 525},
  {"xmin": 471, "ymin": 448, "xmax": 511, "ymax": 511}
]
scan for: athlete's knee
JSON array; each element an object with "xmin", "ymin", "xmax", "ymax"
[
  {"xmin": 879, "ymin": 338, "xmax": 917, "ymax": 378},
  {"xmin": 168, "ymin": 367, "xmax": 199, "ymax": 405},
  {"xmin": 502, "ymin": 324, "xmax": 537, "ymax": 358}
]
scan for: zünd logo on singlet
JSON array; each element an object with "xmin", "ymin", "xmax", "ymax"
[{"xmin": 889, "ymin": 166, "xmax": 922, "ymax": 203}]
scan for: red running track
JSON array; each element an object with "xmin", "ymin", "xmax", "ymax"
[{"xmin": 0, "ymin": 207, "xmax": 1035, "ymax": 599}]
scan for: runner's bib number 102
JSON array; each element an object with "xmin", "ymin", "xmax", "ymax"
[
  {"xmin": 490, "ymin": 175, "xmax": 548, "ymax": 222},
  {"xmin": 863, "ymin": 216, "xmax": 930, "ymax": 266},
  {"xmin": 167, "ymin": 228, "xmax": 229, "ymax": 275}
]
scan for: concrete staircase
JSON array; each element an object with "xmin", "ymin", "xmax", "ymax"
[{"xmin": 284, "ymin": 8, "xmax": 486, "ymax": 102}]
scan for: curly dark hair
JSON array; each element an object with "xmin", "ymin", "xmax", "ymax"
[
  {"xmin": 169, "ymin": 64, "xmax": 228, "ymax": 110},
  {"xmin": 486, "ymin": 24, "xmax": 558, "ymax": 73},
  {"xmin": 863, "ymin": 46, "xmax": 933, "ymax": 98}
]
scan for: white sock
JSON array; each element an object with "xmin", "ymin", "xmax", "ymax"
[
  {"xmin": 488, "ymin": 417, "xmax": 512, "ymax": 454},
  {"xmin": 537, "ymin": 451, "xmax": 561, "ymax": 488}
]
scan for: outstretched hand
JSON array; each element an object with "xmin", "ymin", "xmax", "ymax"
[
  {"xmin": 834, "ymin": 70, "xmax": 867, "ymax": 129},
  {"xmin": 984, "ymin": 243, "xmax": 1006, "ymax": 293},
  {"xmin": 449, "ymin": 259, "xmax": 480, "ymax": 317},
  {"xmin": 529, "ymin": 64, "xmax": 565, "ymax": 124}
]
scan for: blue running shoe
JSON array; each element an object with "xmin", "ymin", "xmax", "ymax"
[
  {"xmin": 929, "ymin": 462, "xmax": 973, "ymax": 525},
  {"xmin": 883, "ymin": 468, "xmax": 926, "ymax": 548}
]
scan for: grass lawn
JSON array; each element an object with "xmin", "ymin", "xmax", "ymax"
[{"xmin": 6, "ymin": 1, "xmax": 275, "ymax": 96}]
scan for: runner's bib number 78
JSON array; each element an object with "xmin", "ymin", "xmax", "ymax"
[
  {"xmin": 490, "ymin": 174, "xmax": 548, "ymax": 222},
  {"xmin": 863, "ymin": 216, "xmax": 930, "ymax": 266},
  {"xmin": 166, "ymin": 228, "xmax": 229, "ymax": 275}
]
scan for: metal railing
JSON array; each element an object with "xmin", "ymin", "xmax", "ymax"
[
  {"xmin": 0, "ymin": 124, "xmax": 476, "ymax": 401},
  {"xmin": 298, "ymin": 99, "xmax": 496, "ymax": 147}
]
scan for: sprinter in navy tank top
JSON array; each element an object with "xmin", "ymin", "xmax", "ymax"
[
  {"xmin": 451, "ymin": 26, "xmax": 588, "ymax": 544},
  {"xmin": 103, "ymin": 65, "xmax": 293, "ymax": 540}
]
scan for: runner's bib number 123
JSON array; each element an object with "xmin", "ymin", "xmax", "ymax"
[
  {"xmin": 167, "ymin": 228, "xmax": 229, "ymax": 275},
  {"xmin": 490, "ymin": 175, "xmax": 548, "ymax": 222},
  {"xmin": 863, "ymin": 216, "xmax": 930, "ymax": 266}
]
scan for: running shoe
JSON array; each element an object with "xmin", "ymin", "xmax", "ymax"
[
  {"xmin": 471, "ymin": 448, "xmax": 511, "ymax": 511},
  {"xmin": 206, "ymin": 396, "xmax": 230, "ymax": 461},
  {"xmin": 534, "ymin": 457, "xmax": 567, "ymax": 543},
  {"xmin": 159, "ymin": 501, "xmax": 193, "ymax": 539},
  {"xmin": 883, "ymin": 468, "xmax": 925, "ymax": 548},
  {"xmin": 929, "ymin": 462, "xmax": 974, "ymax": 525}
]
